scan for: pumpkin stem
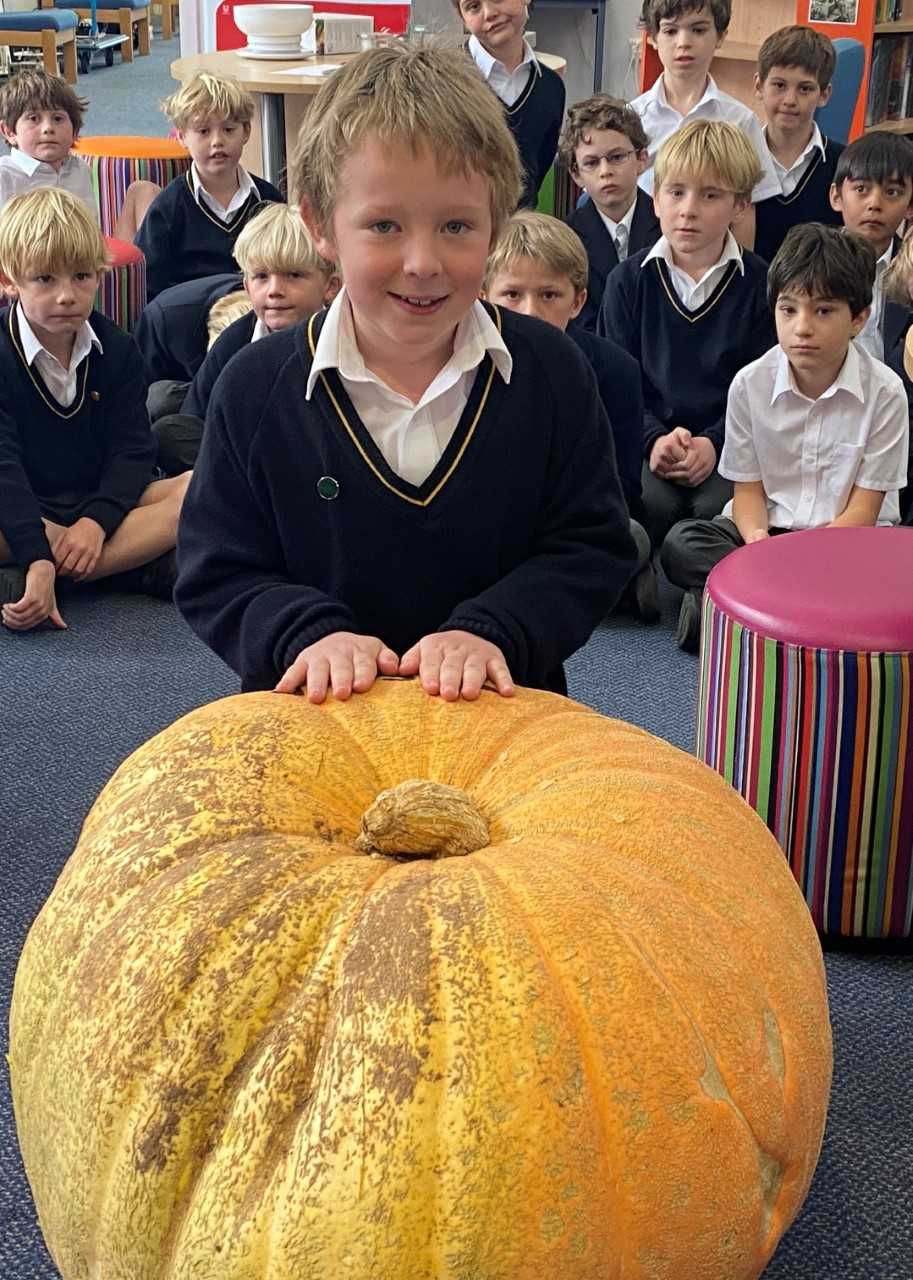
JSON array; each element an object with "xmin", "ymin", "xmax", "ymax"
[{"xmin": 355, "ymin": 779, "xmax": 489, "ymax": 860}]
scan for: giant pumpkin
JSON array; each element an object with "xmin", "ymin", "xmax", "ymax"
[{"xmin": 10, "ymin": 681, "xmax": 831, "ymax": 1280}]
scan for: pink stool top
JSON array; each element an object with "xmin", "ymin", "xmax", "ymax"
[
  {"xmin": 706, "ymin": 526, "xmax": 913, "ymax": 651},
  {"xmin": 103, "ymin": 235, "xmax": 144, "ymax": 267}
]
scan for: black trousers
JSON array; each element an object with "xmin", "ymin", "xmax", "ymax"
[
  {"xmin": 661, "ymin": 515, "xmax": 791, "ymax": 591},
  {"xmin": 641, "ymin": 463, "xmax": 732, "ymax": 550},
  {"xmin": 152, "ymin": 414, "xmax": 203, "ymax": 477}
]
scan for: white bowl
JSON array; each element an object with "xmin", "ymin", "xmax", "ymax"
[{"xmin": 234, "ymin": 4, "xmax": 314, "ymax": 39}]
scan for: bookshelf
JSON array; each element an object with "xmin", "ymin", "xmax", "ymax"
[{"xmin": 638, "ymin": 0, "xmax": 913, "ymax": 138}]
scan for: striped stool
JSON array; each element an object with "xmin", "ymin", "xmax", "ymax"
[
  {"xmin": 696, "ymin": 527, "xmax": 913, "ymax": 940},
  {"xmin": 75, "ymin": 136, "xmax": 190, "ymax": 237},
  {"xmin": 98, "ymin": 235, "xmax": 146, "ymax": 331}
]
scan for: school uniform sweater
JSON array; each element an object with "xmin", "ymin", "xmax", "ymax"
[
  {"xmin": 175, "ymin": 305, "xmax": 636, "ymax": 694},
  {"xmin": 754, "ymin": 136, "xmax": 844, "ymax": 264},
  {"xmin": 506, "ymin": 62, "xmax": 566, "ymax": 208},
  {"xmin": 0, "ymin": 306, "xmax": 154, "ymax": 569},
  {"xmin": 134, "ymin": 272, "xmax": 243, "ymax": 383},
  {"xmin": 182, "ymin": 309, "xmax": 256, "ymax": 419},
  {"xmin": 566, "ymin": 190, "xmax": 660, "ymax": 332},
  {"xmin": 598, "ymin": 247, "xmax": 775, "ymax": 458},
  {"xmin": 569, "ymin": 324, "xmax": 645, "ymax": 523},
  {"xmin": 135, "ymin": 171, "xmax": 281, "ymax": 301}
]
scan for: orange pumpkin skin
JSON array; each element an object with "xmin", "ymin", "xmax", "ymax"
[{"xmin": 9, "ymin": 682, "xmax": 832, "ymax": 1280}]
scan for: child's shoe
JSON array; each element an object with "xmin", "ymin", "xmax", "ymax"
[
  {"xmin": 110, "ymin": 550, "xmax": 178, "ymax": 601},
  {"xmin": 632, "ymin": 561, "xmax": 660, "ymax": 623},
  {"xmin": 676, "ymin": 588, "xmax": 702, "ymax": 653},
  {"xmin": 0, "ymin": 566, "xmax": 26, "ymax": 604}
]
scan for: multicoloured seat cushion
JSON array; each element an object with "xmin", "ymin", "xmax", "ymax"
[
  {"xmin": 75, "ymin": 136, "xmax": 191, "ymax": 238},
  {"xmin": 697, "ymin": 526, "xmax": 913, "ymax": 940}
]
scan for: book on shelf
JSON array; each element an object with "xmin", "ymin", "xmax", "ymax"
[
  {"xmin": 866, "ymin": 33, "xmax": 913, "ymax": 125},
  {"xmin": 875, "ymin": 0, "xmax": 906, "ymax": 23}
]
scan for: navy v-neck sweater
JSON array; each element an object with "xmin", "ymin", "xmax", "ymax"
[
  {"xmin": 506, "ymin": 63, "xmax": 566, "ymax": 208},
  {"xmin": 754, "ymin": 137, "xmax": 844, "ymax": 264},
  {"xmin": 182, "ymin": 309, "xmax": 256, "ymax": 419},
  {"xmin": 0, "ymin": 306, "xmax": 154, "ymax": 568},
  {"xmin": 175, "ymin": 306, "xmax": 636, "ymax": 693},
  {"xmin": 135, "ymin": 171, "xmax": 282, "ymax": 301},
  {"xmin": 598, "ymin": 248, "xmax": 775, "ymax": 457}
]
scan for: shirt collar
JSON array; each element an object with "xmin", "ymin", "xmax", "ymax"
[
  {"xmin": 765, "ymin": 120, "xmax": 825, "ymax": 166},
  {"xmin": 596, "ymin": 194, "xmax": 638, "ymax": 239},
  {"xmin": 8, "ymin": 148, "xmax": 42, "ymax": 176},
  {"xmin": 16, "ymin": 304, "xmax": 102, "ymax": 370},
  {"xmin": 305, "ymin": 287, "xmax": 512, "ymax": 401},
  {"xmin": 467, "ymin": 34, "xmax": 540, "ymax": 81},
  {"xmin": 642, "ymin": 229, "xmax": 744, "ymax": 276},
  {"xmin": 647, "ymin": 73, "xmax": 720, "ymax": 114},
  {"xmin": 771, "ymin": 340, "xmax": 865, "ymax": 405},
  {"xmin": 190, "ymin": 162, "xmax": 256, "ymax": 208},
  {"xmin": 251, "ymin": 315, "xmax": 270, "ymax": 342}
]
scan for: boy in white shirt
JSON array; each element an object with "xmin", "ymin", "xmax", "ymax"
[
  {"xmin": 0, "ymin": 70, "xmax": 95, "ymax": 219},
  {"xmin": 661, "ymin": 223, "xmax": 909, "ymax": 651},
  {"xmin": 631, "ymin": 0, "xmax": 780, "ymax": 248}
]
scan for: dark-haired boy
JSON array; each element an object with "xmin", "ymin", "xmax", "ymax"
[
  {"xmin": 829, "ymin": 131, "xmax": 913, "ymax": 370},
  {"xmin": 631, "ymin": 0, "xmax": 781, "ymax": 247},
  {"xmin": 661, "ymin": 223, "xmax": 909, "ymax": 651},
  {"xmin": 561, "ymin": 94, "xmax": 660, "ymax": 331},
  {"xmin": 754, "ymin": 25, "xmax": 844, "ymax": 263},
  {"xmin": 0, "ymin": 69, "xmax": 94, "ymax": 217}
]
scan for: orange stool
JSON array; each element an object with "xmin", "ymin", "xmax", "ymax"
[
  {"xmin": 75, "ymin": 136, "xmax": 191, "ymax": 238},
  {"xmin": 99, "ymin": 236, "xmax": 147, "ymax": 332}
]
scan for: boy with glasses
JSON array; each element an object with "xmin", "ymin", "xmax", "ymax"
[{"xmin": 561, "ymin": 95, "xmax": 660, "ymax": 331}]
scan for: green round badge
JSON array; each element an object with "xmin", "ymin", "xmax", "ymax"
[{"xmin": 316, "ymin": 475, "xmax": 340, "ymax": 501}]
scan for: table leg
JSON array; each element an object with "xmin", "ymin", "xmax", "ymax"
[
  {"xmin": 259, "ymin": 92, "xmax": 287, "ymax": 195},
  {"xmin": 593, "ymin": 2, "xmax": 605, "ymax": 93}
]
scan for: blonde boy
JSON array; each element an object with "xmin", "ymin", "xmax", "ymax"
[
  {"xmin": 135, "ymin": 72, "xmax": 282, "ymax": 300},
  {"xmin": 599, "ymin": 119, "xmax": 774, "ymax": 553},
  {"xmin": 176, "ymin": 44, "xmax": 636, "ymax": 704},
  {"xmin": 631, "ymin": 0, "xmax": 780, "ymax": 247},
  {"xmin": 154, "ymin": 204, "xmax": 339, "ymax": 475},
  {"xmin": 484, "ymin": 210, "xmax": 657, "ymax": 616},
  {"xmin": 560, "ymin": 94, "xmax": 660, "ymax": 329},
  {"xmin": 0, "ymin": 190, "xmax": 189, "ymax": 631}
]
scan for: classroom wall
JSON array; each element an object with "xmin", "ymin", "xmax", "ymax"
[{"xmin": 412, "ymin": 0, "xmax": 644, "ymax": 105}]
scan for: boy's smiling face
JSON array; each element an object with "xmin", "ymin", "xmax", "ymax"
[
  {"xmin": 303, "ymin": 136, "xmax": 493, "ymax": 383},
  {"xmin": 756, "ymin": 64, "xmax": 830, "ymax": 140},
  {"xmin": 243, "ymin": 267, "xmax": 334, "ymax": 331},
  {"xmin": 649, "ymin": 5, "xmax": 725, "ymax": 81},
  {"xmin": 2, "ymin": 107, "xmax": 75, "ymax": 172},
  {"xmin": 830, "ymin": 173, "xmax": 913, "ymax": 258}
]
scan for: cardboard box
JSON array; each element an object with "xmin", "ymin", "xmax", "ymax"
[{"xmin": 314, "ymin": 13, "xmax": 374, "ymax": 53}]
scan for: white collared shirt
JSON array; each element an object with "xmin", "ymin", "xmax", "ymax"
[
  {"xmin": 855, "ymin": 241, "xmax": 893, "ymax": 362},
  {"xmin": 642, "ymin": 229, "xmax": 744, "ymax": 310},
  {"xmin": 251, "ymin": 316, "xmax": 270, "ymax": 342},
  {"xmin": 631, "ymin": 75, "xmax": 781, "ymax": 203},
  {"xmin": 0, "ymin": 148, "xmax": 97, "ymax": 220},
  {"xmin": 467, "ymin": 34, "xmax": 540, "ymax": 106},
  {"xmin": 305, "ymin": 288, "xmax": 512, "ymax": 488},
  {"xmin": 720, "ymin": 343, "xmax": 908, "ymax": 527},
  {"xmin": 767, "ymin": 122, "xmax": 825, "ymax": 198},
  {"xmin": 17, "ymin": 306, "xmax": 102, "ymax": 408},
  {"xmin": 596, "ymin": 196, "xmax": 638, "ymax": 258},
  {"xmin": 190, "ymin": 162, "xmax": 257, "ymax": 222}
]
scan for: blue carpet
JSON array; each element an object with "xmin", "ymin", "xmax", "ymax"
[{"xmin": 1, "ymin": 586, "xmax": 910, "ymax": 1278}]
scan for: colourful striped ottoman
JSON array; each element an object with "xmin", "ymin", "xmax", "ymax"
[
  {"xmin": 696, "ymin": 526, "xmax": 913, "ymax": 940},
  {"xmin": 75, "ymin": 136, "xmax": 191, "ymax": 238},
  {"xmin": 98, "ymin": 236, "xmax": 146, "ymax": 331}
]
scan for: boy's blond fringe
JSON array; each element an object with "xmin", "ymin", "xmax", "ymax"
[
  {"xmin": 162, "ymin": 72, "xmax": 255, "ymax": 130},
  {"xmin": 0, "ymin": 188, "xmax": 107, "ymax": 280},
  {"xmin": 206, "ymin": 289, "xmax": 253, "ymax": 345},
  {"xmin": 233, "ymin": 204, "xmax": 335, "ymax": 277},
  {"xmin": 485, "ymin": 211, "xmax": 589, "ymax": 294},
  {"xmin": 654, "ymin": 118, "xmax": 762, "ymax": 199}
]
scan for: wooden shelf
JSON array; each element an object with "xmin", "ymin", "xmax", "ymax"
[
  {"xmin": 717, "ymin": 39, "xmax": 760, "ymax": 61},
  {"xmin": 866, "ymin": 116, "xmax": 913, "ymax": 132},
  {"xmin": 874, "ymin": 20, "xmax": 913, "ymax": 31}
]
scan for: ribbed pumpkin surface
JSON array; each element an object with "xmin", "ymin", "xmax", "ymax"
[{"xmin": 9, "ymin": 681, "xmax": 832, "ymax": 1280}]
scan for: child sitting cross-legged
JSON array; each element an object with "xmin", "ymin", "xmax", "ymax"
[
  {"xmin": 661, "ymin": 223, "xmax": 910, "ymax": 652},
  {"xmin": 175, "ymin": 43, "xmax": 637, "ymax": 703},
  {"xmin": 135, "ymin": 72, "xmax": 282, "ymax": 301},
  {"xmin": 561, "ymin": 94, "xmax": 660, "ymax": 332},
  {"xmin": 0, "ymin": 189, "xmax": 190, "ymax": 631},
  {"xmin": 153, "ymin": 203, "xmax": 340, "ymax": 475},
  {"xmin": 483, "ymin": 208, "xmax": 659, "ymax": 619},
  {"xmin": 599, "ymin": 118, "xmax": 775, "ymax": 556}
]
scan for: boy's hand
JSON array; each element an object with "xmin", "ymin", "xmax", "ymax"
[
  {"xmin": 1, "ymin": 559, "xmax": 67, "ymax": 631},
  {"xmin": 399, "ymin": 631, "xmax": 514, "ymax": 702},
  {"xmin": 665, "ymin": 436, "xmax": 717, "ymax": 488},
  {"xmin": 649, "ymin": 428, "xmax": 691, "ymax": 477},
  {"xmin": 745, "ymin": 528, "xmax": 770, "ymax": 544},
  {"xmin": 275, "ymin": 631, "xmax": 399, "ymax": 702},
  {"xmin": 54, "ymin": 517, "xmax": 105, "ymax": 581}
]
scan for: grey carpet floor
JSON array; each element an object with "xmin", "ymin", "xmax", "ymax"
[{"xmin": 1, "ymin": 582, "xmax": 911, "ymax": 1278}]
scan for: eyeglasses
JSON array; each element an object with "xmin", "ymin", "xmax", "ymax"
[{"xmin": 579, "ymin": 150, "xmax": 638, "ymax": 171}]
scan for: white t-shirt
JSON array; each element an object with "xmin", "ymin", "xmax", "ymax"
[
  {"xmin": 630, "ymin": 75, "xmax": 781, "ymax": 203},
  {"xmin": 720, "ymin": 342, "xmax": 909, "ymax": 527}
]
